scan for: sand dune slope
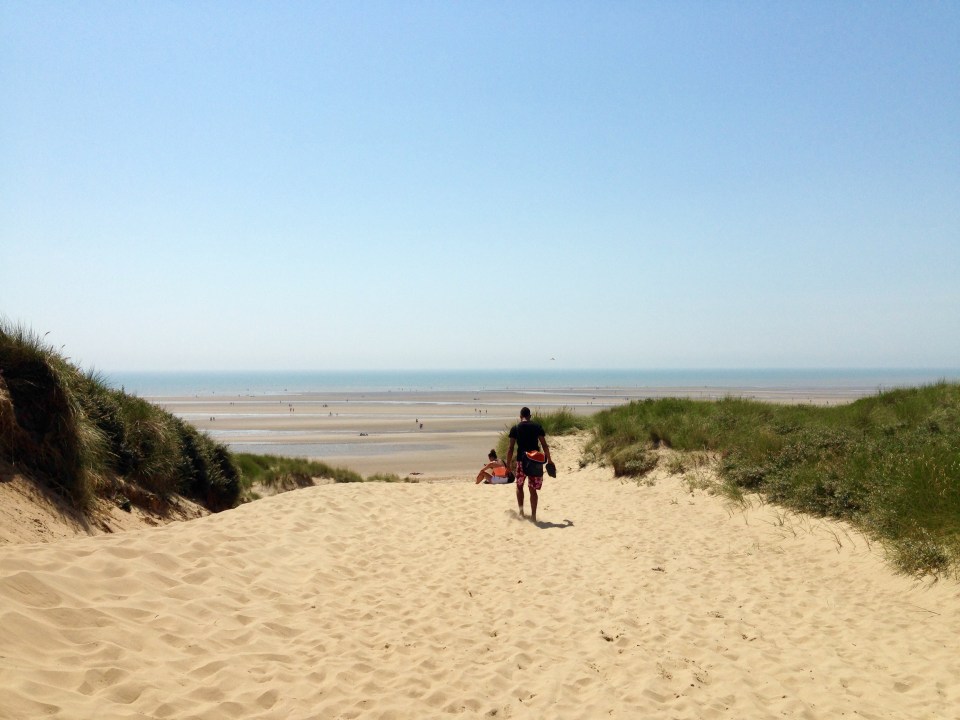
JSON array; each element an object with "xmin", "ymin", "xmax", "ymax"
[{"xmin": 1, "ymin": 435, "xmax": 958, "ymax": 719}]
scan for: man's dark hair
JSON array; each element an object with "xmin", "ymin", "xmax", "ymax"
[{"xmin": 520, "ymin": 406, "xmax": 531, "ymax": 419}]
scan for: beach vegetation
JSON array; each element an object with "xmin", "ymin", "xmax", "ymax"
[
  {"xmin": 495, "ymin": 407, "xmax": 593, "ymax": 459},
  {"xmin": 365, "ymin": 472, "xmax": 411, "ymax": 483},
  {"xmin": 588, "ymin": 383, "xmax": 960, "ymax": 577},
  {"xmin": 233, "ymin": 453, "xmax": 370, "ymax": 500},
  {"xmin": 1, "ymin": 320, "xmax": 437, "ymax": 522},
  {"xmin": 1, "ymin": 321, "xmax": 240, "ymax": 512},
  {"xmin": 609, "ymin": 444, "xmax": 659, "ymax": 478},
  {"xmin": 533, "ymin": 406, "xmax": 594, "ymax": 436}
]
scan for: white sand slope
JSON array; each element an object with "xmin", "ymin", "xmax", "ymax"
[{"xmin": 1, "ymin": 434, "xmax": 958, "ymax": 719}]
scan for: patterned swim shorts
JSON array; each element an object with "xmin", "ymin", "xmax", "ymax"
[{"xmin": 515, "ymin": 460, "xmax": 543, "ymax": 491}]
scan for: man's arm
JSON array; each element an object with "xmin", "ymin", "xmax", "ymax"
[
  {"xmin": 506, "ymin": 437, "xmax": 516, "ymax": 468},
  {"xmin": 540, "ymin": 434, "xmax": 551, "ymax": 464}
]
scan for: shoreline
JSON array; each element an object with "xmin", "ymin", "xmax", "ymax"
[{"xmin": 153, "ymin": 384, "xmax": 883, "ymax": 479}]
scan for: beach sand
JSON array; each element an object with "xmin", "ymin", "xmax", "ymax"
[
  {"xmin": 2, "ymin": 433, "xmax": 958, "ymax": 719},
  {"xmin": 155, "ymin": 385, "xmax": 866, "ymax": 479}
]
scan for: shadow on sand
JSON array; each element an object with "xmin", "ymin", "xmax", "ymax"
[{"xmin": 532, "ymin": 518, "xmax": 574, "ymax": 529}]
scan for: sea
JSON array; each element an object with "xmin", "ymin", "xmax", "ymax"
[{"xmin": 103, "ymin": 368, "xmax": 960, "ymax": 398}]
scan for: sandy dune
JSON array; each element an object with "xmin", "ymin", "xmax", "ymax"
[{"xmin": 1, "ymin": 434, "xmax": 958, "ymax": 719}]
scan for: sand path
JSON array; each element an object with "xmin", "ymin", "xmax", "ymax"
[{"xmin": 1, "ymin": 434, "xmax": 958, "ymax": 719}]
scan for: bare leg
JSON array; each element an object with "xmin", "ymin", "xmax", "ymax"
[
  {"xmin": 529, "ymin": 487, "xmax": 538, "ymax": 523},
  {"xmin": 516, "ymin": 483, "xmax": 525, "ymax": 517}
]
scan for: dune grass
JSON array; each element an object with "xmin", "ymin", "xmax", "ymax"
[
  {"xmin": 1, "ymin": 321, "xmax": 240, "ymax": 512},
  {"xmin": 588, "ymin": 383, "xmax": 960, "ymax": 577},
  {"xmin": 2, "ymin": 321, "xmax": 420, "ymax": 516},
  {"xmin": 534, "ymin": 406, "xmax": 595, "ymax": 436},
  {"xmin": 495, "ymin": 407, "xmax": 594, "ymax": 460},
  {"xmin": 234, "ymin": 453, "xmax": 414, "ymax": 501},
  {"xmin": 1, "ymin": 322, "xmax": 111, "ymax": 508},
  {"xmin": 234, "ymin": 454, "xmax": 361, "ymax": 500}
]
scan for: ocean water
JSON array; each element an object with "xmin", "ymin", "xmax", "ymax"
[{"xmin": 104, "ymin": 368, "xmax": 960, "ymax": 398}]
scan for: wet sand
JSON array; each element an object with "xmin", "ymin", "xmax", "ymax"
[{"xmin": 153, "ymin": 385, "xmax": 871, "ymax": 479}]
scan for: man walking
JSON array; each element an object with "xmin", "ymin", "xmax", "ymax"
[{"xmin": 506, "ymin": 407, "xmax": 552, "ymax": 522}]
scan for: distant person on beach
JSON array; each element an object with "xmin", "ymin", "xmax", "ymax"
[
  {"xmin": 506, "ymin": 406, "xmax": 552, "ymax": 522},
  {"xmin": 476, "ymin": 450, "xmax": 510, "ymax": 484}
]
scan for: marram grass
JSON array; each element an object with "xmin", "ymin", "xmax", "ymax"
[
  {"xmin": 1, "ymin": 320, "xmax": 426, "ymax": 516},
  {"xmin": 495, "ymin": 406, "xmax": 594, "ymax": 460},
  {"xmin": 1, "ymin": 321, "xmax": 239, "ymax": 512},
  {"xmin": 234, "ymin": 454, "xmax": 413, "ymax": 501},
  {"xmin": 588, "ymin": 383, "xmax": 960, "ymax": 577}
]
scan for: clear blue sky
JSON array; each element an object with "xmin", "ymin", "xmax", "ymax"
[{"xmin": 2, "ymin": 2, "xmax": 958, "ymax": 371}]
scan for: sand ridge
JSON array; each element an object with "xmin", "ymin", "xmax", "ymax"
[
  {"xmin": 1, "ymin": 434, "xmax": 958, "ymax": 719},
  {"xmin": 0, "ymin": 464, "xmax": 209, "ymax": 546}
]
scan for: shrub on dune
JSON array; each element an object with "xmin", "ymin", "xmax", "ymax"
[
  {"xmin": 0, "ymin": 320, "xmax": 240, "ymax": 513},
  {"xmin": 589, "ymin": 383, "xmax": 960, "ymax": 577},
  {"xmin": 0, "ymin": 323, "xmax": 107, "ymax": 508}
]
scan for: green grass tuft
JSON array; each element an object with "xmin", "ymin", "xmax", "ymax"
[
  {"xmin": 1, "ymin": 319, "xmax": 239, "ymax": 512},
  {"xmin": 1, "ymin": 322, "xmax": 108, "ymax": 508},
  {"xmin": 495, "ymin": 407, "xmax": 593, "ymax": 459},
  {"xmin": 533, "ymin": 407, "xmax": 594, "ymax": 436},
  {"xmin": 609, "ymin": 444, "xmax": 659, "ymax": 478},
  {"xmin": 366, "ymin": 472, "xmax": 409, "ymax": 483},
  {"xmin": 589, "ymin": 382, "xmax": 960, "ymax": 577},
  {"xmin": 234, "ymin": 453, "xmax": 364, "ymax": 500}
]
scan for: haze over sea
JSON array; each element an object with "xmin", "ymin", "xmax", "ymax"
[{"xmin": 107, "ymin": 368, "xmax": 960, "ymax": 399}]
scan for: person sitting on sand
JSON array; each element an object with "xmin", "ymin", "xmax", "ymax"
[{"xmin": 476, "ymin": 450, "xmax": 511, "ymax": 484}]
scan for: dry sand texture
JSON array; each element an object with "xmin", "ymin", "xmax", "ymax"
[
  {"xmin": 2, "ymin": 433, "xmax": 958, "ymax": 719},
  {"xmin": 0, "ymin": 467, "xmax": 209, "ymax": 546}
]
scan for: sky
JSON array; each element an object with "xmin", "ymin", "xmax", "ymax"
[{"xmin": 2, "ymin": 1, "xmax": 958, "ymax": 372}]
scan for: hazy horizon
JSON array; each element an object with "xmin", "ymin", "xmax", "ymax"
[{"xmin": 103, "ymin": 367, "xmax": 960, "ymax": 399}]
